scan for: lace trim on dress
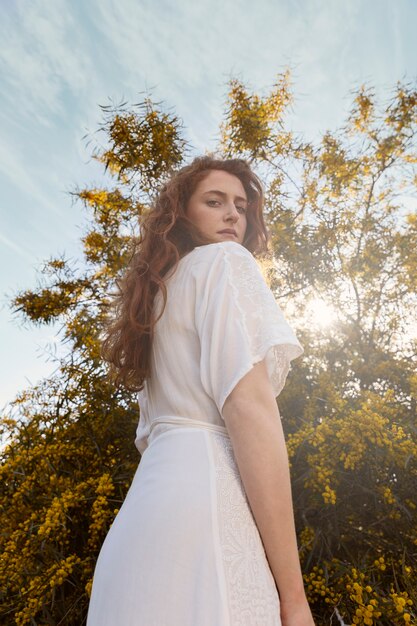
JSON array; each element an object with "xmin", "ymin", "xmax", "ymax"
[{"xmin": 223, "ymin": 246, "xmax": 302, "ymax": 399}]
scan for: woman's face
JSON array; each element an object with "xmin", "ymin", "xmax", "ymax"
[{"xmin": 186, "ymin": 169, "xmax": 248, "ymax": 244}]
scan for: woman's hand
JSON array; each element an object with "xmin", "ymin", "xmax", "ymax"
[{"xmin": 280, "ymin": 596, "xmax": 316, "ymax": 626}]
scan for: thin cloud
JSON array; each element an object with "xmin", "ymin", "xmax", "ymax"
[
  {"xmin": 0, "ymin": 0, "xmax": 95, "ymax": 125},
  {"xmin": 0, "ymin": 140, "xmax": 64, "ymax": 216},
  {"xmin": 0, "ymin": 232, "xmax": 35, "ymax": 262}
]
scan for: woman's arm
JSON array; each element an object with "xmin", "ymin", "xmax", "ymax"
[{"xmin": 222, "ymin": 358, "xmax": 315, "ymax": 624}]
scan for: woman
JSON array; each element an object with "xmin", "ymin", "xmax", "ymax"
[{"xmin": 86, "ymin": 156, "xmax": 315, "ymax": 625}]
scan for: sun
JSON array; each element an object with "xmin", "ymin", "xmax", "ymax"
[{"xmin": 308, "ymin": 297, "xmax": 338, "ymax": 328}]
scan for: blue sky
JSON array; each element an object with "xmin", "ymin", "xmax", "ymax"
[{"xmin": 1, "ymin": 0, "xmax": 416, "ymax": 409}]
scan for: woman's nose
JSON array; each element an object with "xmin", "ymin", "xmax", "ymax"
[{"xmin": 224, "ymin": 204, "xmax": 239, "ymax": 221}]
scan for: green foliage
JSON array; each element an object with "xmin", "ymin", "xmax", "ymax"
[{"xmin": 1, "ymin": 74, "xmax": 416, "ymax": 624}]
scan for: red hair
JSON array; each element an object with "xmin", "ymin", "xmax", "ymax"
[{"xmin": 101, "ymin": 155, "xmax": 270, "ymax": 391}]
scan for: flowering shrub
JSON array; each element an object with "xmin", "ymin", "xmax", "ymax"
[{"xmin": 0, "ymin": 377, "xmax": 139, "ymax": 624}]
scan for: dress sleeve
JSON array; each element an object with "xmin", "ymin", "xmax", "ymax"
[
  {"xmin": 192, "ymin": 242, "xmax": 304, "ymax": 420},
  {"xmin": 134, "ymin": 387, "xmax": 150, "ymax": 455}
]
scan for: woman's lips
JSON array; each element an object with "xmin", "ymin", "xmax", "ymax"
[{"xmin": 218, "ymin": 230, "xmax": 237, "ymax": 236}]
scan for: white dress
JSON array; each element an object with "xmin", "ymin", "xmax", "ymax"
[{"xmin": 86, "ymin": 241, "xmax": 304, "ymax": 626}]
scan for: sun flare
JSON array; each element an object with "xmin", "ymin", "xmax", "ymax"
[{"xmin": 308, "ymin": 297, "xmax": 338, "ymax": 328}]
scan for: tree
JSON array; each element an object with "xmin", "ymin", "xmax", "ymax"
[{"xmin": 1, "ymin": 76, "xmax": 416, "ymax": 625}]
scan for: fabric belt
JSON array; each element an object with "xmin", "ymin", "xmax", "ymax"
[{"xmin": 148, "ymin": 415, "xmax": 230, "ymax": 439}]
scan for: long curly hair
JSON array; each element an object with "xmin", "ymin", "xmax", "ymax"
[{"xmin": 101, "ymin": 155, "xmax": 270, "ymax": 392}]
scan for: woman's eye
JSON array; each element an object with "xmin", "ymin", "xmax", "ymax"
[{"xmin": 206, "ymin": 200, "xmax": 247, "ymax": 213}]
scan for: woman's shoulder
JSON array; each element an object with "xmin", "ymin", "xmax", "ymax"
[
  {"xmin": 187, "ymin": 241, "xmax": 255, "ymax": 265},
  {"xmin": 186, "ymin": 241, "xmax": 263, "ymax": 289}
]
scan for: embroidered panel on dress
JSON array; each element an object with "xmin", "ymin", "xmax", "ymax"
[{"xmin": 210, "ymin": 432, "xmax": 282, "ymax": 626}]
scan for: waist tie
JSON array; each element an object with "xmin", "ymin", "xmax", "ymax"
[{"xmin": 148, "ymin": 415, "xmax": 230, "ymax": 439}]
